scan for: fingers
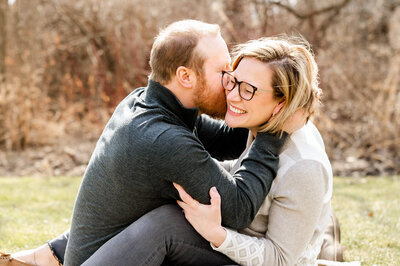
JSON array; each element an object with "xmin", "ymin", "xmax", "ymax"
[
  {"xmin": 209, "ymin": 187, "xmax": 221, "ymax": 210},
  {"xmin": 177, "ymin": 200, "xmax": 188, "ymax": 210},
  {"xmin": 177, "ymin": 200, "xmax": 191, "ymax": 221},
  {"xmin": 173, "ymin": 183, "xmax": 198, "ymax": 208}
]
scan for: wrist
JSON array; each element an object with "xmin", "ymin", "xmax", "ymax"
[
  {"xmin": 255, "ymin": 131, "xmax": 287, "ymax": 153},
  {"xmin": 209, "ymin": 226, "xmax": 227, "ymax": 248}
]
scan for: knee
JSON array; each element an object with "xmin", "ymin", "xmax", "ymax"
[
  {"xmin": 139, "ymin": 204, "xmax": 188, "ymax": 236},
  {"xmin": 151, "ymin": 204, "xmax": 182, "ymax": 217},
  {"xmin": 147, "ymin": 204, "xmax": 185, "ymax": 228}
]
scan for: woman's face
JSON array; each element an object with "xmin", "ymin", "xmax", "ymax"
[{"xmin": 224, "ymin": 57, "xmax": 280, "ymax": 132}]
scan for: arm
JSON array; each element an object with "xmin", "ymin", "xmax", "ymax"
[
  {"xmin": 195, "ymin": 114, "xmax": 249, "ymax": 161},
  {"xmin": 150, "ymin": 127, "xmax": 287, "ymax": 229},
  {"xmin": 213, "ymin": 160, "xmax": 331, "ymax": 266}
]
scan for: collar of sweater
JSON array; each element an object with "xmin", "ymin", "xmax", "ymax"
[{"xmin": 145, "ymin": 79, "xmax": 199, "ymax": 131}]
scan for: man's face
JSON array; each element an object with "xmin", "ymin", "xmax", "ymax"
[{"xmin": 193, "ymin": 34, "xmax": 231, "ymax": 119}]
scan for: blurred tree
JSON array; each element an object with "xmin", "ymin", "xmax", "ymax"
[
  {"xmin": 0, "ymin": 0, "xmax": 399, "ymax": 175},
  {"xmin": 0, "ymin": 0, "xmax": 6, "ymax": 85}
]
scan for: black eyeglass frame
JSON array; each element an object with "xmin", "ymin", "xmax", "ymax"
[{"xmin": 221, "ymin": 71, "xmax": 260, "ymax": 101}]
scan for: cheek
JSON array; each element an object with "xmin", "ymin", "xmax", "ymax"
[
  {"xmin": 249, "ymin": 99, "xmax": 275, "ymax": 120},
  {"xmin": 209, "ymin": 72, "xmax": 222, "ymax": 88},
  {"xmin": 212, "ymin": 77, "xmax": 224, "ymax": 95},
  {"xmin": 212, "ymin": 80, "xmax": 222, "ymax": 93},
  {"xmin": 204, "ymin": 74, "xmax": 217, "ymax": 90}
]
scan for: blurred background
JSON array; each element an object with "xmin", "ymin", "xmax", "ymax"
[{"xmin": 0, "ymin": 0, "xmax": 399, "ymax": 177}]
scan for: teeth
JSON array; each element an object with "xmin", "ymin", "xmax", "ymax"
[{"xmin": 229, "ymin": 104, "xmax": 246, "ymax": 114}]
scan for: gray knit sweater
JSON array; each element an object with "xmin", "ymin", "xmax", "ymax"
[
  {"xmin": 213, "ymin": 122, "xmax": 332, "ymax": 266},
  {"xmin": 64, "ymin": 80, "xmax": 287, "ymax": 266}
]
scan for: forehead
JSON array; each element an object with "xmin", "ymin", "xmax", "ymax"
[
  {"xmin": 197, "ymin": 34, "xmax": 231, "ymax": 69},
  {"xmin": 234, "ymin": 57, "xmax": 273, "ymax": 88}
]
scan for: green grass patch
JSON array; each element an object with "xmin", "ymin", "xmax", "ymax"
[
  {"xmin": 0, "ymin": 176, "xmax": 399, "ymax": 265},
  {"xmin": 0, "ymin": 177, "xmax": 81, "ymax": 251},
  {"xmin": 332, "ymin": 176, "xmax": 400, "ymax": 265}
]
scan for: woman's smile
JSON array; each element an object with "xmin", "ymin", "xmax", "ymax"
[{"xmin": 228, "ymin": 104, "xmax": 247, "ymax": 115}]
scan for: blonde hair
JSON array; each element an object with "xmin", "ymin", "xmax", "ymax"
[
  {"xmin": 149, "ymin": 20, "xmax": 220, "ymax": 84},
  {"xmin": 231, "ymin": 36, "xmax": 321, "ymax": 135}
]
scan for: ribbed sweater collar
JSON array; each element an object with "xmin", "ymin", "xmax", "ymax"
[{"xmin": 145, "ymin": 79, "xmax": 199, "ymax": 131}]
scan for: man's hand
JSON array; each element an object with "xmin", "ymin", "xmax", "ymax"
[
  {"xmin": 281, "ymin": 108, "xmax": 308, "ymax": 134},
  {"xmin": 173, "ymin": 183, "xmax": 227, "ymax": 247}
]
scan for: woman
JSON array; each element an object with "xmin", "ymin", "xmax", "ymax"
[
  {"xmin": 5, "ymin": 36, "xmax": 333, "ymax": 265},
  {"xmin": 172, "ymin": 36, "xmax": 332, "ymax": 265}
]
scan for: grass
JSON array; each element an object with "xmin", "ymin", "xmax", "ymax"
[
  {"xmin": 0, "ymin": 176, "xmax": 399, "ymax": 265},
  {"xmin": 0, "ymin": 177, "xmax": 81, "ymax": 251},
  {"xmin": 332, "ymin": 176, "xmax": 400, "ymax": 265}
]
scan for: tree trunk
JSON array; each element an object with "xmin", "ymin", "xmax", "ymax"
[{"xmin": 0, "ymin": 0, "xmax": 6, "ymax": 86}]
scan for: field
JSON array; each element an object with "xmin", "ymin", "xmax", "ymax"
[{"xmin": 0, "ymin": 176, "xmax": 399, "ymax": 265}]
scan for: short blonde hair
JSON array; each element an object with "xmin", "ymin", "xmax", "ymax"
[
  {"xmin": 149, "ymin": 20, "xmax": 220, "ymax": 84},
  {"xmin": 231, "ymin": 36, "xmax": 321, "ymax": 135}
]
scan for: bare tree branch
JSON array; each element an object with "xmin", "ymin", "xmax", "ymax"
[
  {"xmin": 317, "ymin": 1, "xmax": 351, "ymax": 40},
  {"xmin": 270, "ymin": 0, "xmax": 351, "ymax": 19},
  {"xmin": 0, "ymin": 0, "xmax": 7, "ymax": 86}
]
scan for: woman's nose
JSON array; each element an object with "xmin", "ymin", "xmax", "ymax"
[{"xmin": 226, "ymin": 86, "xmax": 241, "ymax": 102}]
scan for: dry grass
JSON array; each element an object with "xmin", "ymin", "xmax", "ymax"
[
  {"xmin": 1, "ymin": 0, "xmax": 400, "ymax": 176},
  {"xmin": 0, "ymin": 74, "xmax": 46, "ymax": 150}
]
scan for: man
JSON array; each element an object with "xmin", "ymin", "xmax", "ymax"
[
  {"xmin": 60, "ymin": 19, "xmax": 290, "ymax": 266},
  {"xmin": 0, "ymin": 20, "xmax": 289, "ymax": 266}
]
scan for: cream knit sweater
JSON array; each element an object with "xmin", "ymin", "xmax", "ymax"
[{"xmin": 213, "ymin": 122, "xmax": 333, "ymax": 266}]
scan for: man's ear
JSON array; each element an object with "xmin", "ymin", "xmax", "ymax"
[
  {"xmin": 176, "ymin": 66, "xmax": 196, "ymax": 89},
  {"xmin": 272, "ymin": 101, "xmax": 285, "ymax": 117}
]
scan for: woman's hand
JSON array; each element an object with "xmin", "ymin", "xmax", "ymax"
[{"xmin": 173, "ymin": 183, "xmax": 227, "ymax": 247}]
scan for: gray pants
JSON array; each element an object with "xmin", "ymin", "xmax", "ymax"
[{"xmin": 51, "ymin": 205, "xmax": 236, "ymax": 266}]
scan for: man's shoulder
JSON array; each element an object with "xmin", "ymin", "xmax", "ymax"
[
  {"xmin": 98, "ymin": 86, "xmax": 202, "ymax": 155},
  {"xmin": 109, "ymin": 89, "xmax": 190, "ymax": 135}
]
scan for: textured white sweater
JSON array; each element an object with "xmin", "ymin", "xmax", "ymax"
[{"xmin": 213, "ymin": 122, "xmax": 333, "ymax": 266}]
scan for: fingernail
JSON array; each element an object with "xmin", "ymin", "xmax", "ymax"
[{"xmin": 211, "ymin": 186, "xmax": 217, "ymax": 193}]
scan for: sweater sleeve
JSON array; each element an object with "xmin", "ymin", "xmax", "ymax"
[
  {"xmin": 212, "ymin": 160, "xmax": 330, "ymax": 265},
  {"xmin": 151, "ymin": 127, "xmax": 287, "ymax": 229},
  {"xmin": 195, "ymin": 114, "xmax": 248, "ymax": 160}
]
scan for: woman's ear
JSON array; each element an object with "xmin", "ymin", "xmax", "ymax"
[
  {"xmin": 176, "ymin": 66, "xmax": 196, "ymax": 89},
  {"xmin": 272, "ymin": 101, "xmax": 285, "ymax": 117}
]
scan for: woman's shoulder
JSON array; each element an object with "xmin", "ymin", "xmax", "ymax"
[
  {"xmin": 274, "ymin": 150, "xmax": 333, "ymax": 199},
  {"xmin": 277, "ymin": 159, "xmax": 331, "ymax": 185},
  {"xmin": 278, "ymin": 122, "xmax": 332, "ymax": 176},
  {"xmin": 270, "ymin": 159, "xmax": 332, "ymax": 210}
]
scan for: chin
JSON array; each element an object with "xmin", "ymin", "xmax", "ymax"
[{"xmin": 224, "ymin": 117, "xmax": 240, "ymax": 128}]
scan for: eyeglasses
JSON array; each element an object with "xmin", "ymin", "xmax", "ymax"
[{"xmin": 221, "ymin": 71, "xmax": 261, "ymax": 101}]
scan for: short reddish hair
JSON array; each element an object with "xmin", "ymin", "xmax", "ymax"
[{"xmin": 149, "ymin": 20, "xmax": 220, "ymax": 84}]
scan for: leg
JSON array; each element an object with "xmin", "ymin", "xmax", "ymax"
[
  {"xmin": 83, "ymin": 204, "xmax": 236, "ymax": 266},
  {"xmin": 47, "ymin": 230, "xmax": 69, "ymax": 264}
]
